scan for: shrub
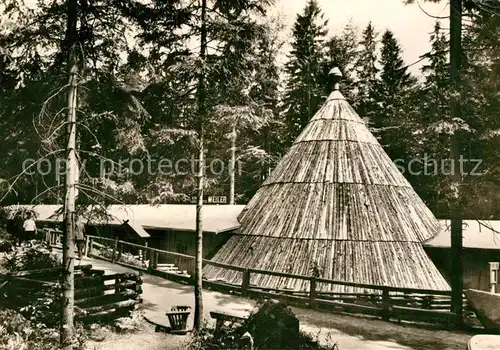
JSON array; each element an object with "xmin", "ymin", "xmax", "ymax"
[
  {"xmin": 95, "ymin": 246, "xmax": 114, "ymax": 260},
  {"xmin": 118, "ymin": 253, "xmax": 148, "ymax": 269},
  {"xmin": 187, "ymin": 300, "xmax": 339, "ymax": 350},
  {"xmin": 0, "ymin": 226, "xmax": 14, "ymax": 253},
  {"xmin": 0, "ymin": 309, "xmax": 59, "ymax": 350},
  {"xmin": 243, "ymin": 300, "xmax": 300, "ymax": 349},
  {"xmin": 0, "ymin": 226, "xmax": 11, "ymax": 240},
  {"xmin": 3, "ymin": 243, "xmax": 61, "ymax": 272},
  {"xmin": 1, "ymin": 244, "xmax": 62, "ymax": 326},
  {"xmin": 0, "ymin": 309, "xmax": 90, "ymax": 350},
  {"xmin": 17, "ymin": 286, "xmax": 62, "ymax": 327}
]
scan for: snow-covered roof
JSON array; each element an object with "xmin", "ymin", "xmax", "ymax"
[
  {"xmin": 4, "ymin": 204, "xmax": 245, "ymax": 234},
  {"xmin": 425, "ymin": 220, "xmax": 500, "ymax": 250}
]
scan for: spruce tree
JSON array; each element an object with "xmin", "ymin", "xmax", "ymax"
[
  {"xmin": 364, "ymin": 29, "xmax": 421, "ymax": 206},
  {"xmin": 319, "ymin": 22, "xmax": 359, "ymax": 100},
  {"xmin": 376, "ymin": 30, "xmax": 413, "ymax": 115},
  {"xmin": 247, "ymin": 19, "xmax": 283, "ymax": 195},
  {"xmin": 370, "ymin": 29, "xmax": 416, "ymax": 162},
  {"xmin": 355, "ymin": 22, "xmax": 379, "ymax": 118},
  {"xmin": 282, "ymin": 0, "xmax": 328, "ymax": 143},
  {"xmin": 458, "ymin": 4, "xmax": 500, "ymax": 218},
  {"xmin": 413, "ymin": 21, "xmax": 450, "ymax": 214}
]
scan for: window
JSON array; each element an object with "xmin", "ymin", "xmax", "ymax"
[
  {"xmin": 175, "ymin": 243, "xmax": 189, "ymax": 266},
  {"xmin": 176, "ymin": 243, "xmax": 188, "ymax": 255}
]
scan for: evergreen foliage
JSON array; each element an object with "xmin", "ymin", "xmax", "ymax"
[
  {"xmin": 0, "ymin": 0, "xmax": 498, "ymax": 217},
  {"xmin": 282, "ymin": 0, "xmax": 328, "ymax": 143}
]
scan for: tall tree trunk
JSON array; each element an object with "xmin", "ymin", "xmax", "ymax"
[
  {"xmin": 61, "ymin": 0, "xmax": 78, "ymax": 348},
  {"xmin": 194, "ymin": 0, "xmax": 207, "ymax": 331},
  {"xmin": 62, "ymin": 56, "xmax": 78, "ymax": 350},
  {"xmin": 229, "ymin": 124, "xmax": 236, "ymax": 205},
  {"xmin": 449, "ymin": 0, "xmax": 463, "ymax": 323}
]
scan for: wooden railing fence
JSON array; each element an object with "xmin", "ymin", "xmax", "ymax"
[{"xmin": 46, "ymin": 232, "xmax": 465, "ymax": 327}]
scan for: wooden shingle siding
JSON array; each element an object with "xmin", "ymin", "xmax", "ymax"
[
  {"xmin": 237, "ymin": 183, "xmax": 437, "ymax": 242},
  {"xmin": 204, "ymin": 236, "xmax": 450, "ymax": 292},
  {"xmin": 206, "ymin": 88, "xmax": 449, "ymax": 292},
  {"xmin": 266, "ymin": 137, "xmax": 411, "ymax": 186}
]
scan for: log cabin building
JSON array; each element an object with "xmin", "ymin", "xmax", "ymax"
[
  {"xmin": 424, "ymin": 220, "xmax": 500, "ymax": 292},
  {"xmin": 3, "ymin": 204, "xmax": 244, "ymax": 273}
]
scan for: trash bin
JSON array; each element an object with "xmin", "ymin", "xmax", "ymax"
[
  {"xmin": 166, "ymin": 310, "xmax": 190, "ymax": 335},
  {"xmin": 172, "ymin": 305, "xmax": 191, "ymax": 312}
]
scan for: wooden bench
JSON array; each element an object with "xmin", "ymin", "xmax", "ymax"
[
  {"xmin": 210, "ymin": 311, "xmax": 248, "ymax": 332},
  {"xmin": 467, "ymin": 335, "xmax": 500, "ymax": 349}
]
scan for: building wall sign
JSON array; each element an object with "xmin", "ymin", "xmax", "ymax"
[{"xmin": 190, "ymin": 196, "xmax": 227, "ymax": 204}]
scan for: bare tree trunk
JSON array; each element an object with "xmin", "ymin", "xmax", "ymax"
[
  {"xmin": 229, "ymin": 124, "xmax": 236, "ymax": 205},
  {"xmin": 61, "ymin": 60, "xmax": 78, "ymax": 348},
  {"xmin": 449, "ymin": 0, "xmax": 463, "ymax": 323},
  {"xmin": 193, "ymin": 0, "xmax": 207, "ymax": 331},
  {"xmin": 61, "ymin": 0, "xmax": 78, "ymax": 348}
]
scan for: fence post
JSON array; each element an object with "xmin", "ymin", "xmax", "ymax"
[
  {"xmin": 149, "ymin": 250, "xmax": 158, "ymax": 270},
  {"xmin": 242, "ymin": 269, "xmax": 250, "ymax": 297},
  {"xmin": 115, "ymin": 275, "xmax": 121, "ymax": 295},
  {"xmin": 88, "ymin": 237, "xmax": 93, "ymax": 256},
  {"xmin": 141, "ymin": 241, "xmax": 148, "ymax": 264},
  {"xmin": 382, "ymin": 288, "xmax": 390, "ymax": 321},
  {"xmin": 309, "ymin": 277, "xmax": 317, "ymax": 309},
  {"xmin": 112, "ymin": 236, "xmax": 118, "ymax": 263},
  {"xmin": 148, "ymin": 248, "xmax": 153, "ymax": 272},
  {"xmin": 89, "ymin": 237, "xmax": 94, "ymax": 255},
  {"xmin": 153, "ymin": 251, "xmax": 158, "ymax": 270},
  {"xmin": 44, "ymin": 229, "xmax": 50, "ymax": 245},
  {"xmin": 84, "ymin": 235, "xmax": 90, "ymax": 257},
  {"xmin": 119, "ymin": 242, "xmax": 124, "ymax": 261}
]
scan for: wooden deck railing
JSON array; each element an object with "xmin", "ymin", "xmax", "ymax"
[{"xmin": 77, "ymin": 234, "xmax": 465, "ymax": 327}]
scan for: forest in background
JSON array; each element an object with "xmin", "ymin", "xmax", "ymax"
[{"xmin": 0, "ymin": 0, "xmax": 498, "ymax": 219}]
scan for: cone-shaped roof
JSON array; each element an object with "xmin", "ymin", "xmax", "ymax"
[{"xmin": 204, "ymin": 73, "xmax": 450, "ymax": 292}]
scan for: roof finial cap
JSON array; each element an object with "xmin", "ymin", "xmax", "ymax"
[{"xmin": 329, "ymin": 67, "xmax": 342, "ymax": 91}]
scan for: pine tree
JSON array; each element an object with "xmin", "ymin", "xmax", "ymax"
[
  {"xmin": 370, "ymin": 29, "xmax": 417, "ymax": 162},
  {"xmin": 319, "ymin": 22, "xmax": 359, "ymax": 100},
  {"xmin": 376, "ymin": 30, "xmax": 413, "ymax": 117},
  {"xmin": 410, "ymin": 21, "xmax": 450, "ymax": 214},
  {"xmin": 244, "ymin": 19, "xmax": 283, "ymax": 199},
  {"xmin": 129, "ymin": 0, "xmax": 274, "ymax": 329},
  {"xmin": 458, "ymin": 4, "xmax": 500, "ymax": 218},
  {"xmin": 282, "ymin": 0, "xmax": 328, "ymax": 142},
  {"xmin": 0, "ymin": 0, "xmax": 166, "ymax": 204},
  {"xmin": 355, "ymin": 22, "xmax": 379, "ymax": 118}
]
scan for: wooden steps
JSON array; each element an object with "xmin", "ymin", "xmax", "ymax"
[{"xmin": 156, "ymin": 263, "xmax": 189, "ymax": 276}]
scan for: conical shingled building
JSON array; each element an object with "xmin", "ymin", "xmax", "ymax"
[{"xmin": 204, "ymin": 69, "xmax": 450, "ymax": 293}]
